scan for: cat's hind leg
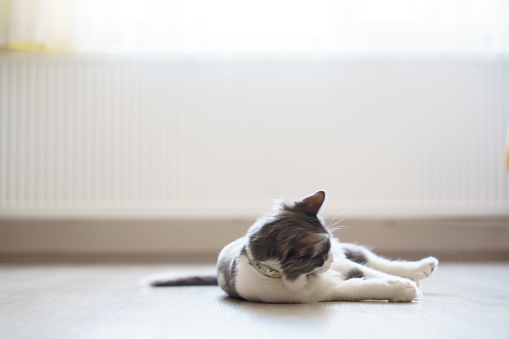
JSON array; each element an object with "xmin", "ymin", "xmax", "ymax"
[
  {"xmin": 323, "ymin": 263, "xmax": 421, "ymax": 302},
  {"xmin": 341, "ymin": 243, "xmax": 438, "ymax": 282}
]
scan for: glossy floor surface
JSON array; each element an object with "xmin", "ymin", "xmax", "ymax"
[{"xmin": 1, "ymin": 263, "xmax": 508, "ymax": 339}]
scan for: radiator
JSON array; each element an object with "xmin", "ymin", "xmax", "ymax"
[{"xmin": 1, "ymin": 55, "xmax": 508, "ymax": 218}]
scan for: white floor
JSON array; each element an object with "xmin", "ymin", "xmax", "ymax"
[{"xmin": 1, "ymin": 262, "xmax": 509, "ymax": 339}]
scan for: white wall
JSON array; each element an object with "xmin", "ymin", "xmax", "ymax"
[
  {"xmin": 1, "ymin": 54, "xmax": 508, "ymax": 220},
  {"xmin": 1, "ymin": 54, "xmax": 509, "ymax": 261}
]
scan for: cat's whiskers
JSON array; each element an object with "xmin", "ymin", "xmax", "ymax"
[
  {"xmin": 329, "ymin": 223, "xmax": 347, "ymax": 233},
  {"xmin": 327, "ymin": 210, "xmax": 350, "ymax": 233}
]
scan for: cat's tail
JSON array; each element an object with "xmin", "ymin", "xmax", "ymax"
[
  {"xmin": 142, "ymin": 267, "xmax": 218, "ymax": 287},
  {"xmin": 149, "ymin": 275, "xmax": 218, "ymax": 287}
]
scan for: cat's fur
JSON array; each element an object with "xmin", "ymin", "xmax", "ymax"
[{"xmin": 150, "ymin": 191, "xmax": 438, "ymax": 303}]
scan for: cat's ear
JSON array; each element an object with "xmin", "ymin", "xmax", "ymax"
[
  {"xmin": 296, "ymin": 233, "xmax": 329, "ymax": 257},
  {"xmin": 296, "ymin": 191, "xmax": 326, "ymax": 216}
]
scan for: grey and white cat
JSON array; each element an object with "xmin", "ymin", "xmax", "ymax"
[{"xmin": 150, "ymin": 191, "xmax": 438, "ymax": 303}]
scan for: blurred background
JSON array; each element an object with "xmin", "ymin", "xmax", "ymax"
[{"xmin": 1, "ymin": 0, "xmax": 508, "ymax": 263}]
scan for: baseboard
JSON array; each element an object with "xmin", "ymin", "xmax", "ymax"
[
  {"xmin": 1, "ymin": 217, "xmax": 508, "ymax": 263},
  {"xmin": 0, "ymin": 252, "xmax": 219, "ymax": 264}
]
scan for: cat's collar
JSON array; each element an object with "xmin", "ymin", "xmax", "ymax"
[{"xmin": 247, "ymin": 255, "xmax": 282, "ymax": 279}]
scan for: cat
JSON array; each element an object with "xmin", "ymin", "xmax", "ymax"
[{"xmin": 149, "ymin": 191, "xmax": 438, "ymax": 303}]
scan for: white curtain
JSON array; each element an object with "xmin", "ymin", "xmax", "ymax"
[
  {"xmin": 0, "ymin": 0, "xmax": 74, "ymax": 51},
  {"xmin": 1, "ymin": 0, "xmax": 508, "ymax": 54}
]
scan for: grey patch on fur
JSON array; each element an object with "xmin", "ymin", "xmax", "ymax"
[
  {"xmin": 246, "ymin": 193, "xmax": 331, "ymax": 281},
  {"xmin": 345, "ymin": 268, "xmax": 365, "ymax": 280},
  {"xmin": 217, "ymin": 243, "xmax": 244, "ymax": 299},
  {"xmin": 151, "ymin": 276, "xmax": 218, "ymax": 286},
  {"xmin": 344, "ymin": 248, "xmax": 367, "ymax": 265}
]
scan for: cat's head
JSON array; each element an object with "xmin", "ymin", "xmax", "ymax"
[{"xmin": 247, "ymin": 191, "xmax": 332, "ymax": 281}]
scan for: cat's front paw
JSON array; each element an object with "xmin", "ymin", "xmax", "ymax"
[
  {"xmin": 408, "ymin": 257, "xmax": 439, "ymax": 282},
  {"xmin": 387, "ymin": 278, "xmax": 420, "ymax": 302}
]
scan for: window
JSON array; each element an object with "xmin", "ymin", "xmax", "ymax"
[{"xmin": 1, "ymin": 0, "xmax": 508, "ymax": 54}]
